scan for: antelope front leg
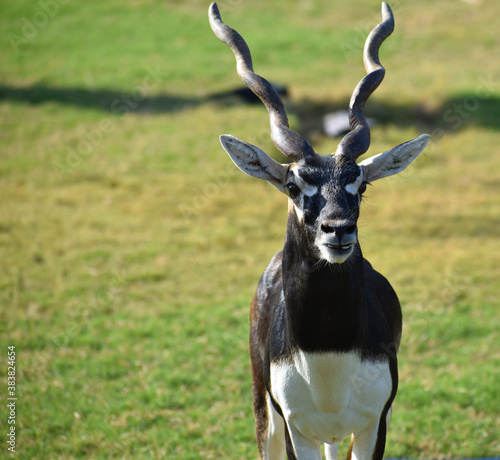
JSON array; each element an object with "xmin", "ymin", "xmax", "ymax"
[
  {"xmin": 351, "ymin": 407, "xmax": 392, "ymax": 460},
  {"xmin": 285, "ymin": 425, "xmax": 322, "ymax": 460},
  {"xmin": 261, "ymin": 395, "xmax": 286, "ymax": 460},
  {"xmin": 351, "ymin": 426, "xmax": 382, "ymax": 460},
  {"xmin": 324, "ymin": 442, "xmax": 338, "ymax": 460}
]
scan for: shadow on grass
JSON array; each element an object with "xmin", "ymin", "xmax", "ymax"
[
  {"xmin": 0, "ymin": 83, "xmax": 286, "ymax": 114},
  {"xmin": 0, "ymin": 84, "xmax": 201, "ymax": 114},
  {"xmin": 292, "ymin": 93, "xmax": 500, "ymax": 143},
  {"xmin": 1, "ymin": 83, "xmax": 500, "ymax": 135}
]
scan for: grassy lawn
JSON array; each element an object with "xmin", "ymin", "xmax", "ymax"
[{"xmin": 1, "ymin": 0, "xmax": 499, "ymax": 458}]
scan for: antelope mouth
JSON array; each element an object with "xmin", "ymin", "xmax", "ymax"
[
  {"xmin": 324, "ymin": 243, "xmax": 353, "ymax": 252},
  {"xmin": 318, "ymin": 242, "xmax": 355, "ymax": 264}
]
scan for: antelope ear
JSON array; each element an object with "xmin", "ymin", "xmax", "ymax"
[
  {"xmin": 359, "ymin": 134, "xmax": 430, "ymax": 182},
  {"xmin": 220, "ymin": 135, "xmax": 288, "ymax": 191}
]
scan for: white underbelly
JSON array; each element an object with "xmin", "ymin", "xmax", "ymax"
[{"xmin": 270, "ymin": 350, "xmax": 393, "ymax": 444}]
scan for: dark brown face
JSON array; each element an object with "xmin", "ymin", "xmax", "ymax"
[{"xmin": 285, "ymin": 154, "xmax": 368, "ymax": 264}]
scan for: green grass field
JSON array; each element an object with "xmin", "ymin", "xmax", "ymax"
[{"xmin": 1, "ymin": 0, "xmax": 499, "ymax": 458}]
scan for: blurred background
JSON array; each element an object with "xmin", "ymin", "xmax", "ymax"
[{"xmin": 1, "ymin": 0, "xmax": 499, "ymax": 458}]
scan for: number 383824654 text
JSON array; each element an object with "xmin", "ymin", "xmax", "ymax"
[{"xmin": 7, "ymin": 346, "xmax": 16, "ymax": 453}]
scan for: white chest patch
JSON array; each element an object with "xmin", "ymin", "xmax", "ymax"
[{"xmin": 270, "ymin": 351, "xmax": 392, "ymax": 445}]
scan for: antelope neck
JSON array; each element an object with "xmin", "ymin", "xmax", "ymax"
[{"xmin": 282, "ymin": 227, "xmax": 367, "ymax": 355}]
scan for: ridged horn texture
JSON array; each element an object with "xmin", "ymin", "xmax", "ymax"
[
  {"xmin": 336, "ymin": 2, "xmax": 395, "ymax": 159},
  {"xmin": 208, "ymin": 2, "xmax": 315, "ymax": 162}
]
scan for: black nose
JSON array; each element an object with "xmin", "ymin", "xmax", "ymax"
[{"xmin": 321, "ymin": 220, "xmax": 356, "ymax": 239}]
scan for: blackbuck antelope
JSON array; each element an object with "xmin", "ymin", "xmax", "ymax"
[{"xmin": 209, "ymin": 3, "xmax": 429, "ymax": 459}]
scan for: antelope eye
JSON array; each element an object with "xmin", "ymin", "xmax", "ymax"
[
  {"xmin": 358, "ymin": 182, "xmax": 368, "ymax": 195},
  {"xmin": 286, "ymin": 183, "xmax": 300, "ymax": 199}
]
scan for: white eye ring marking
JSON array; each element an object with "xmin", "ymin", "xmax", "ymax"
[
  {"xmin": 290, "ymin": 165, "xmax": 318, "ymax": 197},
  {"xmin": 288, "ymin": 165, "xmax": 318, "ymax": 224},
  {"xmin": 345, "ymin": 169, "xmax": 364, "ymax": 195}
]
